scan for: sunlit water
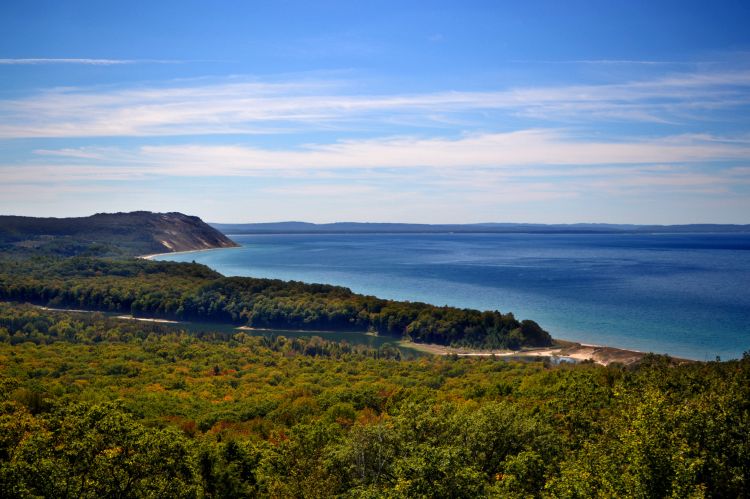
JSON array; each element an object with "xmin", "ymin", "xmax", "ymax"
[{"xmin": 154, "ymin": 233, "xmax": 750, "ymax": 360}]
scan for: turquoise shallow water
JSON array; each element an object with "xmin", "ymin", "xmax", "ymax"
[{"xmin": 154, "ymin": 233, "xmax": 750, "ymax": 360}]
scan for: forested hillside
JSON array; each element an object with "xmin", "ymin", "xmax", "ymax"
[
  {"xmin": 0, "ymin": 303, "xmax": 748, "ymax": 497},
  {"xmin": 0, "ymin": 211, "xmax": 237, "ymax": 257},
  {"xmin": 1, "ymin": 214, "xmax": 747, "ymax": 498},
  {"xmin": 0, "ymin": 257, "xmax": 551, "ymax": 349}
]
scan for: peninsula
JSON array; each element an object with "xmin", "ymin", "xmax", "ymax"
[
  {"xmin": 0, "ymin": 211, "xmax": 551, "ymax": 351},
  {"xmin": 0, "ymin": 211, "xmax": 238, "ymax": 257}
]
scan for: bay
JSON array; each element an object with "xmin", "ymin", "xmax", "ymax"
[{"xmin": 153, "ymin": 232, "xmax": 750, "ymax": 360}]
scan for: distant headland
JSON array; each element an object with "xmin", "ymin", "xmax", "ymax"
[
  {"xmin": 213, "ymin": 221, "xmax": 750, "ymax": 235},
  {"xmin": 0, "ymin": 211, "xmax": 238, "ymax": 257}
]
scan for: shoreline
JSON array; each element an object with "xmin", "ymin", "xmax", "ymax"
[
  {"xmin": 397, "ymin": 339, "xmax": 692, "ymax": 366},
  {"xmin": 115, "ymin": 315, "xmax": 183, "ymax": 324},
  {"xmin": 141, "ymin": 247, "xmax": 707, "ymax": 362},
  {"xmin": 236, "ymin": 325, "xmax": 348, "ymax": 334},
  {"xmin": 27, "ymin": 303, "xmax": 693, "ymax": 364},
  {"xmin": 139, "ymin": 245, "xmax": 240, "ymax": 260}
]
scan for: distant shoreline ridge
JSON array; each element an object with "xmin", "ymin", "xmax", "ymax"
[{"xmin": 212, "ymin": 221, "xmax": 750, "ymax": 235}]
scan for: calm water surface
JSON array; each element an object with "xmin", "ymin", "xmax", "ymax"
[{"xmin": 154, "ymin": 233, "xmax": 750, "ymax": 360}]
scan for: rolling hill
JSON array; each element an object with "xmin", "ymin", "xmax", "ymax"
[{"xmin": 0, "ymin": 211, "xmax": 238, "ymax": 257}]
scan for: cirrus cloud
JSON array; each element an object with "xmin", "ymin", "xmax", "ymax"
[{"xmin": 1, "ymin": 69, "xmax": 749, "ymax": 138}]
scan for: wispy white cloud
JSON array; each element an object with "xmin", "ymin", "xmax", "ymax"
[
  {"xmin": 509, "ymin": 59, "xmax": 694, "ymax": 65},
  {"xmin": 261, "ymin": 184, "xmax": 378, "ymax": 196},
  {"xmin": 1, "ymin": 69, "xmax": 749, "ymax": 138},
  {"xmin": 33, "ymin": 148, "xmax": 115, "ymax": 160},
  {"xmin": 10, "ymin": 130, "xmax": 748, "ymax": 203},
  {"xmin": 5, "ymin": 131, "xmax": 749, "ymax": 223},
  {"xmin": 128, "ymin": 131, "xmax": 750, "ymax": 173},
  {"xmin": 2, "ymin": 65, "xmax": 748, "ymax": 222},
  {"xmin": 0, "ymin": 58, "xmax": 181, "ymax": 65}
]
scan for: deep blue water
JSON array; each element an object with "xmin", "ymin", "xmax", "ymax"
[{"xmin": 154, "ymin": 233, "xmax": 750, "ymax": 360}]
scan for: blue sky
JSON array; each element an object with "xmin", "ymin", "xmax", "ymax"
[{"xmin": 1, "ymin": 1, "xmax": 750, "ymax": 223}]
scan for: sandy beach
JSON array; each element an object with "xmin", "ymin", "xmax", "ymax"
[
  {"xmin": 396, "ymin": 339, "xmax": 688, "ymax": 366},
  {"xmin": 139, "ymin": 246, "xmax": 239, "ymax": 260},
  {"xmin": 114, "ymin": 315, "xmax": 183, "ymax": 324},
  {"xmin": 235, "ymin": 325, "xmax": 341, "ymax": 334}
]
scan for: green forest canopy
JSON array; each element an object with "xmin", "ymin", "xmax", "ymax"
[
  {"xmin": 0, "ymin": 303, "xmax": 748, "ymax": 497},
  {"xmin": 1, "ymin": 215, "xmax": 747, "ymax": 497},
  {"xmin": 0, "ymin": 256, "xmax": 551, "ymax": 349}
]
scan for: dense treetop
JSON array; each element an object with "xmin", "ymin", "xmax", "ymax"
[
  {"xmin": 0, "ymin": 303, "xmax": 748, "ymax": 497},
  {"xmin": 0, "ymin": 256, "xmax": 551, "ymax": 349},
  {"xmin": 1, "ymin": 214, "xmax": 747, "ymax": 497}
]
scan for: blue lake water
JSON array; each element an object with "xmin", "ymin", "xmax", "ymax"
[{"xmin": 154, "ymin": 233, "xmax": 750, "ymax": 360}]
